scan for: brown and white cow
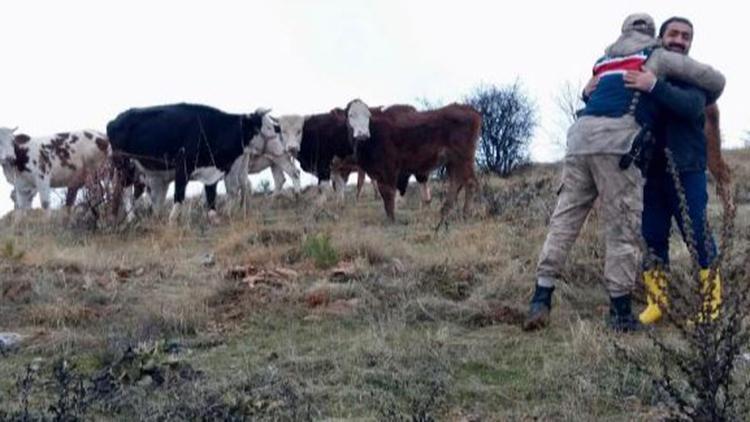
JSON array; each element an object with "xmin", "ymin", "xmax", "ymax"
[
  {"xmin": 0, "ymin": 128, "xmax": 110, "ymax": 211},
  {"xmin": 345, "ymin": 99, "xmax": 481, "ymax": 222},
  {"xmin": 280, "ymin": 105, "xmax": 431, "ymax": 203}
]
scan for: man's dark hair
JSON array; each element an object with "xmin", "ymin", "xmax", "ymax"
[{"xmin": 659, "ymin": 16, "xmax": 694, "ymax": 38}]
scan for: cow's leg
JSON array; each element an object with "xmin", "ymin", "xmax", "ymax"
[
  {"xmin": 14, "ymin": 184, "xmax": 33, "ymax": 210},
  {"xmin": 462, "ymin": 168, "xmax": 478, "ymax": 218},
  {"xmin": 168, "ymin": 183, "xmax": 183, "ymax": 224},
  {"xmin": 169, "ymin": 158, "xmax": 191, "ymax": 225},
  {"xmin": 238, "ymin": 172, "xmax": 251, "ymax": 211},
  {"xmin": 270, "ymin": 163, "xmax": 287, "ymax": 196},
  {"xmin": 227, "ymin": 153, "xmax": 250, "ymax": 208},
  {"xmin": 416, "ymin": 174, "xmax": 432, "ymax": 205},
  {"xmin": 332, "ymin": 170, "xmax": 347, "ymax": 203},
  {"xmin": 205, "ymin": 183, "xmax": 220, "ymax": 224},
  {"xmin": 355, "ymin": 170, "xmax": 366, "ymax": 201},
  {"xmin": 371, "ymin": 179, "xmax": 380, "ymax": 199},
  {"xmin": 130, "ymin": 179, "xmax": 147, "ymax": 218},
  {"xmin": 38, "ymin": 178, "xmax": 53, "ymax": 216},
  {"xmin": 377, "ymin": 182, "xmax": 397, "ymax": 221},
  {"xmin": 438, "ymin": 169, "xmax": 463, "ymax": 230},
  {"xmin": 315, "ymin": 162, "xmax": 334, "ymax": 205},
  {"xmin": 12, "ymin": 188, "xmax": 32, "ymax": 223},
  {"xmin": 63, "ymin": 184, "xmax": 81, "ymax": 222},
  {"xmin": 65, "ymin": 185, "xmax": 81, "ymax": 208},
  {"xmin": 277, "ymin": 155, "xmax": 301, "ymax": 195},
  {"xmin": 122, "ymin": 186, "xmax": 136, "ymax": 223},
  {"xmin": 110, "ymin": 159, "xmax": 128, "ymax": 221},
  {"xmin": 149, "ymin": 177, "xmax": 169, "ymax": 214}
]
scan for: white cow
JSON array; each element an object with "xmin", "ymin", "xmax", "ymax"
[
  {"xmin": 225, "ymin": 114, "xmax": 302, "ymax": 201},
  {"xmin": 0, "ymin": 128, "xmax": 110, "ymax": 211}
]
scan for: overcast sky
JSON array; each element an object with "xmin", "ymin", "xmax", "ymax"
[{"xmin": 0, "ymin": 1, "xmax": 746, "ymax": 215}]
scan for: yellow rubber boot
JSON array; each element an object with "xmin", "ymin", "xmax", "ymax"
[
  {"xmin": 639, "ymin": 270, "xmax": 668, "ymax": 325},
  {"xmin": 699, "ymin": 269, "xmax": 722, "ymax": 321}
]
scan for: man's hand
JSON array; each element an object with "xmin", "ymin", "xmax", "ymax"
[
  {"xmin": 624, "ymin": 69, "xmax": 657, "ymax": 92},
  {"xmin": 583, "ymin": 76, "xmax": 599, "ymax": 98}
]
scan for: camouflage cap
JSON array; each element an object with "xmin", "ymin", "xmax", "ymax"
[{"xmin": 621, "ymin": 13, "xmax": 656, "ymax": 37}]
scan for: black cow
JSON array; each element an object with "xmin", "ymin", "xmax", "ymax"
[
  {"xmin": 297, "ymin": 109, "xmax": 352, "ymax": 188},
  {"xmin": 107, "ymin": 103, "xmax": 277, "ymax": 222}
]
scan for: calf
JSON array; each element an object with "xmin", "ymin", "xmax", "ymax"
[
  {"xmin": 0, "ymin": 128, "xmax": 110, "ymax": 211},
  {"xmin": 225, "ymin": 115, "xmax": 301, "ymax": 200},
  {"xmin": 345, "ymin": 99, "xmax": 480, "ymax": 222}
]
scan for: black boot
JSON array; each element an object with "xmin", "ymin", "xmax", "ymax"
[
  {"xmin": 608, "ymin": 294, "xmax": 644, "ymax": 333},
  {"xmin": 523, "ymin": 285, "xmax": 555, "ymax": 331}
]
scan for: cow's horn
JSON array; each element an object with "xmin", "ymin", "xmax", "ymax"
[
  {"xmin": 11, "ymin": 126, "xmax": 18, "ymax": 133},
  {"xmin": 255, "ymin": 107, "xmax": 272, "ymax": 115}
]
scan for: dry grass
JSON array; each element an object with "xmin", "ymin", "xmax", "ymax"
[{"xmin": 0, "ymin": 149, "xmax": 748, "ymax": 420}]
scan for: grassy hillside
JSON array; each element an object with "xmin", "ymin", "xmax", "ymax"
[{"xmin": 0, "ymin": 150, "xmax": 748, "ymax": 420}]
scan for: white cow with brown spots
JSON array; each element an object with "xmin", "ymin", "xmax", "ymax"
[{"xmin": 0, "ymin": 128, "xmax": 111, "ymax": 211}]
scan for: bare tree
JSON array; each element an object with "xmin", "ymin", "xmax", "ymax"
[
  {"xmin": 743, "ymin": 130, "xmax": 750, "ymax": 149},
  {"xmin": 554, "ymin": 80, "xmax": 585, "ymax": 127},
  {"xmin": 550, "ymin": 80, "xmax": 585, "ymax": 153},
  {"xmin": 464, "ymin": 82, "xmax": 537, "ymax": 176}
]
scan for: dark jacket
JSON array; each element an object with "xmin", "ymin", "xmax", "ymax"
[{"xmin": 646, "ymin": 79, "xmax": 708, "ymax": 174}]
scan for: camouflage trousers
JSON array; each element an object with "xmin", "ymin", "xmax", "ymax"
[{"xmin": 536, "ymin": 154, "xmax": 644, "ymax": 298}]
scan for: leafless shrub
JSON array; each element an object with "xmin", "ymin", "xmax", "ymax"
[
  {"xmin": 70, "ymin": 160, "xmax": 124, "ymax": 232},
  {"xmin": 618, "ymin": 149, "xmax": 749, "ymax": 421}
]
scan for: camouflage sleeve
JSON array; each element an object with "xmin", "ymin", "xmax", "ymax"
[{"xmin": 645, "ymin": 49, "xmax": 726, "ymax": 102}]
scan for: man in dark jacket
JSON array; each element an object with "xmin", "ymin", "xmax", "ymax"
[{"xmin": 622, "ymin": 16, "xmax": 724, "ymax": 324}]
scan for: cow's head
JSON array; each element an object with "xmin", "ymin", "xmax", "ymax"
[
  {"xmin": 243, "ymin": 108, "xmax": 279, "ymax": 150},
  {"xmin": 0, "ymin": 127, "xmax": 18, "ymax": 164},
  {"xmin": 278, "ymin": 115, "xmax": 305, "ymax": 156},
  {"xmin": 346, "ymin": 99, "xmax": 372, "ymax": 147}
]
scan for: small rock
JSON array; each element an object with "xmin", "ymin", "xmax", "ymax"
[
  {"xmin": 30, "ymin": 357, "xmax": 44, "ymax": 372},
  {"xmin": 741, "ymin": 353, "xmax": 750, "ymax": 363},
  {"xmin": 198, "ymin": 252, "xmax": 215, "ymax": 267},
  {"xmin": 137, "ymin": 375, "xmax": 153, "ymax": 387},
  {"xmin": 0, "ymin": 332, "xmax": 24, "ymax": 348}
]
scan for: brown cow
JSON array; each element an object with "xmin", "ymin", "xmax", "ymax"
[
  {"xmin": 345, "ymin": 99, "xmax": 481, "ymax": 222},
  {"xmin": 290, "ymin": 104, "xmax": 431, "ymax": 203}
]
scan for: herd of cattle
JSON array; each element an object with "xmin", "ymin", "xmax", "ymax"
[{"xmin": 0, "ymin": 100, "xmax": 482, "ymax": 224}]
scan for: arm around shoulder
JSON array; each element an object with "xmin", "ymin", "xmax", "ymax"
[{"xmin": 647, "ymin": 49, "xmax": 726, "ymax": 102}]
